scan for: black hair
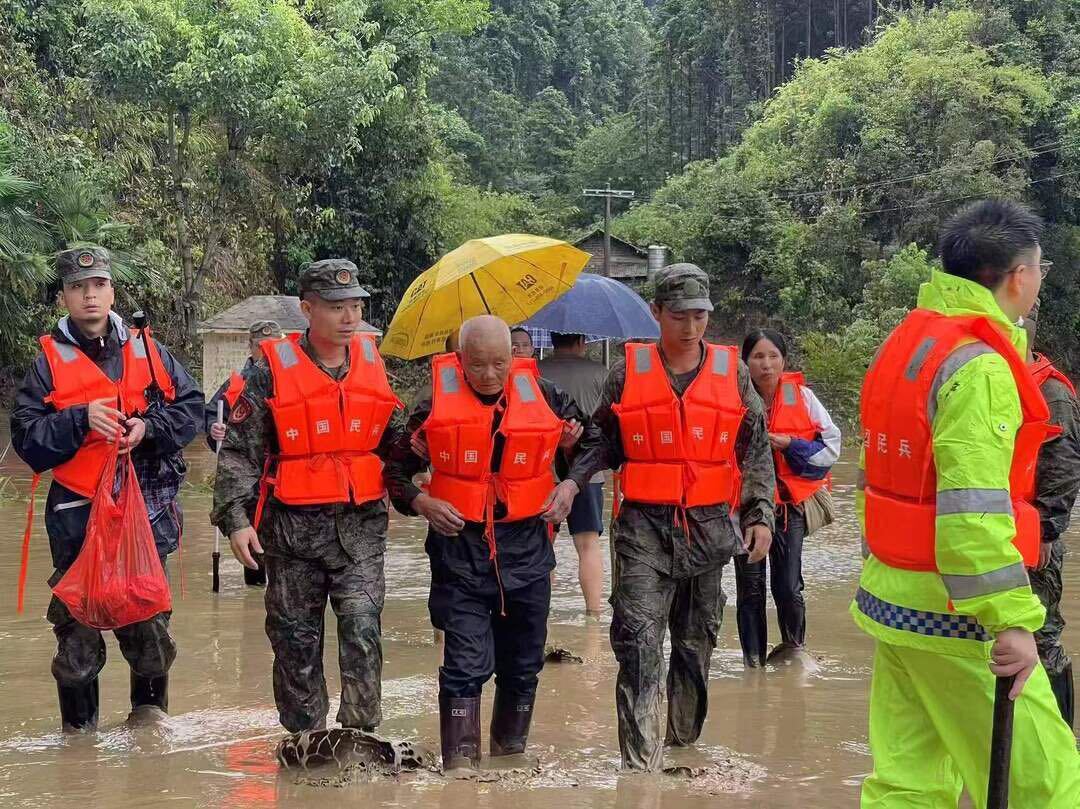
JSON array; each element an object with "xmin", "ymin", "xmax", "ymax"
[
  {"xmin": 510, "ymin": 326, "xmax": 531, "ymax": 340},
  {"xmin": 551, "ymin": 332, "xmax": 584, "ymax": 349},
  {"xmin": 741, "ymin": 328, "xmax": 788, "ymax": 364},
  {"xmin": 938, "ymin": 199, "xmax": 1043, "ymax": 289}
]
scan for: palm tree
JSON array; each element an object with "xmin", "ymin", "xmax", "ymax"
[{"xmin": 0, "ymin": 168, "xmax": 138, "ymax": 367}]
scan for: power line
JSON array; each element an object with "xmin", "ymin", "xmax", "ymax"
[
  {"xmin": 853, "ymin": 167, "xmax": 1080, "ymax": 216},
  {"xmin": 635, "ymin": 156, "xmax": 1080, "ymax": 225},
  {"xmin": 636, "ymin": 137, "xmax": 1080, "ymax": 210}
]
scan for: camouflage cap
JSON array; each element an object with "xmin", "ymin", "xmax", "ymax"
[
  {"xmin": 299, "ymin": 259, "xmax": 370, "ymax": 301},
  {"xmin": 654, "ymin": 262, "xmax": 713, "ymax": 312},
  {"xmin": 56, "ymin": 246, "xmax": 112, "ymax": 285},
  {"xmin": 248, "ymin": 319, "xmax": 284, "ymax": 339}
]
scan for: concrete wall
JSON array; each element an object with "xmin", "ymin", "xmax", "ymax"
[{"xmin": 201, "ymin": 331, "xmax": 250, "ymax": 394}]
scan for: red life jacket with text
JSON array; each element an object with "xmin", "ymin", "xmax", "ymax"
[
  {"xmin": 423, "ymin": 353, "xmax": 565, "ymax": 542},
  {"xmin": 860, "ymin": 310, "xmax": 1051, "ymax": 571},
  {"xmin": 613, "ymin": 342, "xmax": 744, "ymax": 508},
  {"xmin": 260, "ymin": 333, "xmax": 402, "ymax": 509},
  {"xmin": 41, "ymin": 330, "xmax": 175, "ymax": 497},
  {"xmin": 769, "ymin": 372, "xmax": 830, "ymax": 505}
]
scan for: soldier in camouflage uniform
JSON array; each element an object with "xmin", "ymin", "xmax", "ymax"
[
  {"xmin": 212, "ymin": 260, "xmax": 401, "ymax": 733},
  {"xmin": 570, "ymin": 264, "xmax": 776, "ymax": 771},
  {"xmin": 11, "ymin": 246, "xmax": 202, "ymax": 731},
  {"xmin": 205, "ymin": 319, "xmax": 285, "ymax": 587},
  {"xmin": 1024, "ymin": 307, "xmax": 1080, "ymax": 726}
]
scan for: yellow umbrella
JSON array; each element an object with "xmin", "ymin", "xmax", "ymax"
[{"xmin": 380, "ymin": 234, "xmax": 589, "ymax": 359}]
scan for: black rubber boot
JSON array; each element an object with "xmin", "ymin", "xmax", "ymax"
[
  {"xmin": 489, "ymin": 689, "xmax": 534, "ymax": 757},
  {"xmin": 439, "ymin": 695, "xmax": 481, "ymax": 772},
  {"xmin": 58, "ymin": 679, "xmax": 99, "ymax": 733},
  {"xmin": 1048, "ymin": 662, "xmax": 1075, "ymax": 728},
  {"xmin": 130, "ymin": 673, "xmax": 169, "ymax": 712}
]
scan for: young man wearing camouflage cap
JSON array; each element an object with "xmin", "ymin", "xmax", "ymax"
[
  {"xmin": 11, "ymin": 246, "xmax": 203, "ymax": 731},
  {"xmin": 570, "ymin": 263, "xmax": 776, "ymax": 770},
  {"xmin": 205, "ymin": 319, "xmax": 285, "ymax": 586},
  {"xmin": 212, "ymin": 258, "xmax": 403, "ymax": 734}
]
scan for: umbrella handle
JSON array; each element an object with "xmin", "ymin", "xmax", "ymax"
[{"xmin": 987, "ymin": 674, "xmax": 1016, "ymax": 809}]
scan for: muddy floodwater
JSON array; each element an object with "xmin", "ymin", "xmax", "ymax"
[{"xmin": 2, "ymin": 440, "xmax": 1078, "ymax": 808}]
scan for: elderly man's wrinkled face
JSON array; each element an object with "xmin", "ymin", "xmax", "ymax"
[{"xmin": 461, "ymin": 338, "xmax": 511, "ymax": 396}]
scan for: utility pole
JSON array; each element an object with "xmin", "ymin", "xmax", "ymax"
[{"xmin": 582, "ymin": 183, "xmax": 635, "ymax": 277}]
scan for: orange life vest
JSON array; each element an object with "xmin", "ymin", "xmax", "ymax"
[
  {"xmin": 613, "ymin": 342, "xmax": 744, "ymax": 508},
  {"xmin": 860, "ymin": 310, "xmax": 1052, "ymax": 571},
  {"xmin": 769, "ymin": 372, "xmax": 830, "ymax": 505},
  {"xmin": 1031, "ymin": 354, "xmax": 1077, "ymax": 397},
  {"xmin": 40, "ymin": 329, "xmax": 176, "ymax": 498},
  {"xmin": 261, "ymin": 333, "xmax": 402, "ymax": 509},
  {"xmin": 423, "ymin": 353, "xmax": 564, "ymax": 544},
  {"xmin": 223, "ymin": 371, "xmax": 245, "ymax": 409}
]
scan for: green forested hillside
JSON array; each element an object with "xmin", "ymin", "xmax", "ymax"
[{"xmin": 3, "ymin": 0, "xmax": 1079, "ymax": 411}]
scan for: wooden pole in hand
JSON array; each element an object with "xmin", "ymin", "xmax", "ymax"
[{"xmin": 987, "ymin": 674, "xmax": 1016, "ymax": 809}]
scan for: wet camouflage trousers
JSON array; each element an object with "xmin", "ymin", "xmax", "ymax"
[
  {"xmin": 1030, "ymin": 542, "xmax": 1070, "ymax": 676},
  {"xmin": 264, "ymin": 552, "xmax": 385, "ymax": 733},
  {"xmin": 47, "ymin": 596, "xmax": 175, "ymax": 686},
  {"xmin": 609, "ymin": 554, "xmax": 726, "ymax": 771}
]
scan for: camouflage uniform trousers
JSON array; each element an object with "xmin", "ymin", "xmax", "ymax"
[
  {"xmin": 1030, "ymin": 541, "xmax": 1070, "ymax": 676},
  {"xmin": 46, "ymin": 556, "xmax": 176, "ymax": 687},
  {"xmin": 264, "ymin": 551, "xmax": 386, "ymax": 733},
  {"xmin": 609, "ymin": 553, "xmax": 727, "ymax": 771}
]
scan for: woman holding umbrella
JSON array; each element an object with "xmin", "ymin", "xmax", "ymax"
[{"xmin": 734, "ymin": 329, "xmax": 841, "ymax": 667}]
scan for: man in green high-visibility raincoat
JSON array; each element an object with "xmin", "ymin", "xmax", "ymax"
[{"xmin": 854, "ymin": 200, "xmax": 1080, "ymax": 807}]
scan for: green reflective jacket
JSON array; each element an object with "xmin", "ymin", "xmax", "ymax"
[{"xmin": 851, "ymin": 270, "xmax": 1046, "ymax": 658}]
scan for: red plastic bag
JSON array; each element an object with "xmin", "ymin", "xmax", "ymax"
[{"xmin": 52, "ymin": 441, "xmax": 172, "ymax": 630}]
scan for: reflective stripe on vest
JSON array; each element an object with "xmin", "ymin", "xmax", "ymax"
[
  {"xmin": 262, "ymin": 333, "xmax": 402, "ymax": 507},
  {"xmin": 423, "ymin": 353, "xmax": 564, "ymax": 527},
  {"xmin": 614, "ymin": 342, "xmax": 744, "ymax": 508},
  {"xmin": 769, "ymin": 371, "xmax": 829, "ymax": 505},
  {"xmin": 860, "ymin": 310, "xmax": 1051, "ymax": 572},
  {"xmin": 40, "ymin": 330, "xmax": 176, "ymax": 497}
]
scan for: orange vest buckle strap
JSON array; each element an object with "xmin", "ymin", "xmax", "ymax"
[
  {"xmin": 40, "ymin": 330, "xmax": 176, "ymax": 498},
  {"xmin": 261, "ymin": 333, "xmax": 402, "ymax": 509},
  {"xmin": 423, "ymin": 353, "xmax": 565, "ymax": 552},
  {"xmin": 860, "ymin": 311, "xmax": 1051, "ymax": 572},
  {"xmin": 613, "ymin": 342, "xmax": 744, "ymax": 509},
  {"xmin": 1031, "ymin": 354, "xmax": 1077, "ymax": 397},
  {"xmin": 769, "ymin": 372, "xmax": 830, "ymax": 506},
  {"xmin": 223, "ymin": 371, "xmax": 246, "ymax": 409}
]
